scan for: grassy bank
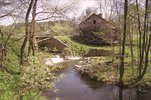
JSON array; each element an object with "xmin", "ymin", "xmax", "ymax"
[
  {"xmin": 82, "ymin": 56, "xmax": 151, "ymax": 89},
  {"xmin": 79, "ymin": 57, "xmax": 151, "ymax": 89},
  {"xmin": 56, "ymin": 35, "xmax": 112, "ymax": 56},
  {"xmin": 1, "ymin": 35, "xmax": 151, "ymax": 100},
  {"xmin": 57, "ymin": 35, "xmax": 151, "ymax": 89},
  {"xmin": 0, "ymin": 38, "xmax": 65, "ymax": 100}
]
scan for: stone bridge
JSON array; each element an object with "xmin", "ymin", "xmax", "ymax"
[{"xmin": 35, "ymin": 36, "xmax": 68, "ymax": 53}]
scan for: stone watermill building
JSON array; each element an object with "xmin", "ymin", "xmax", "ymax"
[{"xmin": 79, "ymin": 13, "xmax": 117, "ymax": 45}]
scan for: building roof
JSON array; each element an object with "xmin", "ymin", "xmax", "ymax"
[{"xmin": 79, "ymin": 13, "xmax": 116, "ymax": 30}]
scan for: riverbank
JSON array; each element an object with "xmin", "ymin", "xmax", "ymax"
[
  {"xmin": 56, "ymin": 36, "xmax": 151, "ymax": 90},
  {"xmin": 44, "ymin": 61, "xmax": 151, "ymax": 100},
  {"xmin": 74, "ymin": 57, "xmax": 151, "ymax": 90},
  {"xmin": 56, "ymin": 35, "xmax": 112, "ymax": 56},
  {"xmin": 42, "ymin": 51, "xmax": 151, "ymax": 91}
]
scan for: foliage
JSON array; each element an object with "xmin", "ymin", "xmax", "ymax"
[
  {"xmin": 0, "ymin": 55, "xmax": 58, "ymax": 100},
  {"xmin": 1, "ymin": 21, "xmax": 76, "ymax": 37},
  {"xmin": 51, "ymin": 22, "xmax": 74, "ymax": 35},
  {"xmin": 19, "ymin": 56, "xmax": 56, "ymax": 99},
  {"xmin": 0, "ymin": 35, "xmax": 59, "ymax": 99},
  {"xmin": 77, "ymin": 43, "xmax": 151, "ymax": 88}
]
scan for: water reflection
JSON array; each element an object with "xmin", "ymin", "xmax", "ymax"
[{"xmin": 44, "ymin": 60, "xmax": 151, "ymax": 100}]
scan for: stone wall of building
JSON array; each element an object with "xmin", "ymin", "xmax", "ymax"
[{"xmin": 78, "ymin": 13, "xmax": 117, "ymax": 45}]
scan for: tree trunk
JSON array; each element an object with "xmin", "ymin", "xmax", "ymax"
[
  {"xmin": 20, "ymin": 0, "xmax": 35, "ymax": 65},
  {"xmin": 128, "ymin": 26, "xmax": 134, "ymax": 75},
  {"xmin": 141, "ymin": 35, "xmax": 151, "ymax": 77},
  {"xmin": 137, "ymin": 0, "xmax": 149, "ymax": 80},
  {"xmin": 136, "ymin": 0, "xmax": 143, "ymax": 77},
  {"xmin": 28, "ymin": 0, "xmax": 38, "ymax": 56},
  {"xmin": 119, "ymin": 0, "xmax": 128, "ymax": 87}
]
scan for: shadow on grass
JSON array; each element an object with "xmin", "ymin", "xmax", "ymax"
[{"xmin": 70, "ymin": 35, "xmax": 110, "ymax": 47}]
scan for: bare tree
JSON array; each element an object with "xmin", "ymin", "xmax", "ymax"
[
  {"xmin": 20, "ymin": 0, "xmax": 35, "ymax": 65},
  {"xmin": 0, "ymin": 0, "xmax": 26, "ymax": 71},
  {"xmin": 95, "ymin": 0, "xmax": 116, "ymax": 20},
  {"xmin": 137, "ymin": 0, "xmax": 150, "ymax": 80},
  {"xmin": 20, "ymin": 0, "xmax": 79, "ymax": 65},
  {"xmin": 28, "ymin": 0, "xmax": 38, "ymax": 56},
  {"xmin": 119, "ymin": 0, "xmax": 128, "ymax": 87}
]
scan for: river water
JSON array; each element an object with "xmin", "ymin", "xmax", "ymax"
[{"xmin": 44, "ymin": 60, "xmax": 151, "ymax": 100}]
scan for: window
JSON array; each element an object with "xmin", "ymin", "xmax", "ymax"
[{"xmin": 93, "ymin": 20, "xmax": 96, "ymax": 24}]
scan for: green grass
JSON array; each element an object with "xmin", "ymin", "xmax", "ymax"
[
  {"xmin": 1, "ymin": 34, "xmax": 151, "ymax": 99},
  {"xmin": 56, "ymin": 35, "xmax": 112, "ymax": 56},
  {"xmin": 82, "ymin": 56, "xmax": 151, "ymax": 88},
  {"xmin": 0, "ymin": 38, "xmax": 51, "ymax": 100},
  {"xmin": 56, "ymin": 35, "xmax": 151, "ymax": 88}
]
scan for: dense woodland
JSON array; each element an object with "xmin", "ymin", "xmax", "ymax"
[{"xmin": 0, "ymin": 0, "xmax": 151, "ymax": 99}]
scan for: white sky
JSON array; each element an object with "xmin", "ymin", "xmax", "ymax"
[
  {"xmin": 0, "ymin": 0, "xmax": 99, "ymax": 25},
  {"xmin": 0, "ymin": 17, "xmax": 14, "ymax": 26},
  {"xmin": 79, "ymin": 0, "xmax": 97, "ymax": 10}
]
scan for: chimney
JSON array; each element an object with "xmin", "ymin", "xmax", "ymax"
[{"xmin": 98, "ymin": 14, "xmax": 102, "ymax": 18}]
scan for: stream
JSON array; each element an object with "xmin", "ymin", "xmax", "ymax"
[{"xmin": 44, "ymin": 58, "xmax": 151, "ymax": 100}]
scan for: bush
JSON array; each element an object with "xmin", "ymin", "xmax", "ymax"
[{"xmin": 0, "ymin": 56, "xmax": 58, "ymax": 100}]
